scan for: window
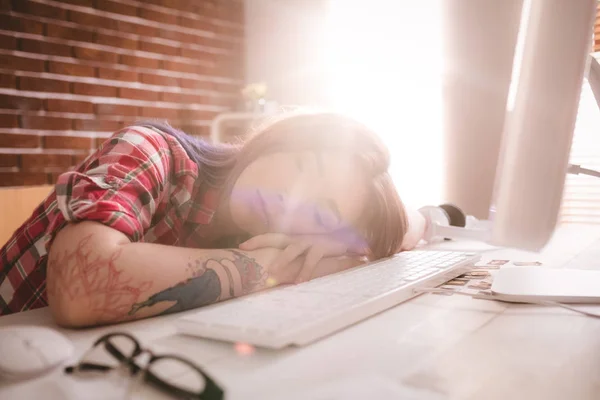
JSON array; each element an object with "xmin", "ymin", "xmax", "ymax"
[{"xmin": 560, "ymin": 53, "xmax": 600, "ymax": 225}]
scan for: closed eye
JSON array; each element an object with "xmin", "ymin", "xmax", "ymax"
[{"xmin": 313, "ymin": 204, "xmax": 340, "ymax": 231}]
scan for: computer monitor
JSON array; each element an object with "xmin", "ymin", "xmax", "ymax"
[{"xmin": 486, "ymin": 0, "xmax": 598, "ymax": 251}]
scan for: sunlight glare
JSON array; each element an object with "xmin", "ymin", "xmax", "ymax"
[{"xmin": 325, "ymin": 0, "xmax": 444, "ymax": 208}]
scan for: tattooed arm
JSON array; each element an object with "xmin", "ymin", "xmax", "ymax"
[{"xmin": 47, "ymin": 221, "xmax": 362, "ymax": 328}]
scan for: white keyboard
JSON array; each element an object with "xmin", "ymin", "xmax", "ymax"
[{"xmin": 175, "ymin": 250, "xmax": 480, "ymax": 349}]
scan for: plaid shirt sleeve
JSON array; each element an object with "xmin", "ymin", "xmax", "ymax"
[
  {"xmin": 0, "ymin": 126, "xmax": 195, "ymax": 315},
  {"xmin": 47, "ymin": 126, "xmax": 174, "ymax": 244}
]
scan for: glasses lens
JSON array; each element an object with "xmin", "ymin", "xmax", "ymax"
[{"xmin": 147, "ymin": 357, "xmax": 207, "ymax": 395}]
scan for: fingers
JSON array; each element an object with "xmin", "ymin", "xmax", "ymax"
[
  {"xmin": 239, "ymin": 233, "xmax": 292, "ymax": 250},
  {"xmin": 270, "ymin": 241, "xmax": 311, "ymax": 273},
  {"xmin": 295, "ymin": 246, "xmax": 325, "ymax": 283}
]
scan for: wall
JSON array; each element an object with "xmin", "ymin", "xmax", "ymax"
[
  {"xmin": 244, "ymin": 0, "xmax": 329, "ymax": 107},
  {"xmin": 0, "ymin": 0, "xmax": 245, "ymax": 187},
  {"xmin": 594, "ymin": 3, "xmax": 600, "ymax": 51}
]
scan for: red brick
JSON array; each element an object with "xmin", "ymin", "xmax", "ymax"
[
  {"xmin": 97, "ymin": 68, "xmax": 138, "ymax": 82},
  {"xmin": 140, "ymin": 0, "xmax": 162, "ymax": 6},
  {"xmin": 94, "ymin": 136, "xmax": 108, "ymax": 148},
  {"xmin": 177, "ymin": 108, "xmax": 218, "ymax": 121},
  {"xmin": 162, "ymin": 60, "xmax": 206, "ymax": 75},
  {"xmin": 72, "ymin": 82, "xmax": 117, "ymax": 97},
  {"xmin": 0, "ymin": 154, "xmax": 19, "ymax": 168},
  {"xmin": 21, "ymin": 153, "xmax": 73, "ymax": 171},
  {"xmin": 0, "ymin": 133, "xmax": 40, "ymax": 148},
  {"xmin": 0, "ymin": 54, "xmax": 45, "ymax": 72},
  {"xmin": 203, "ymin": 37, "xmax": 228, "ymax": 50},
  {"xmin": 95, "ymin": 33, "xmax": 137, "ymax": 50},
  {"xmin": 180, "ymin": 47, "xmax": 210, "ymax": 61},
  {"xmin": 95, "ymin": 103, "xmax": 139, "ymax": 116},
  {"xmin": 0, "ymin": 95, "xmax": 43, "ymax": 110},
  {"xmin": 43, "ymin": 135, "xmax": 92, "ymax": 150},
  {"xmin": 0, "ymin": 114, "xmax": 18, "ymax": 128},
  {"xmin": 140, "ymin": 73, "xmax": 179, "ymax": 87},
  {"xmin": 73, "ymin": 46, "xmax": 119, "ymax": 63},
  {"xmin": 11, "ymin": 1, "xmax": 67, "ymax": 19},
  {"xmin": 74, "ymin": 119, "xmax": 122, "ymax": 132},
  {"xmin": 178, "ymin": 16, "xmax": 212, "ymax": 31},
  {"xmin": 95, "ymin": 0, "xmax": 138, "ymax": 16},
  {"xmin": 0, "ymin": 33, "xmax": 17, "ymax": 50},
  {"xmin": 183, "ymin": 32, "xmax": 204, "ymax": 46},
  {"xmin": 45, "ymin": 23, "xmax": 94, "ymax": 43},
  {"xmin": 118, "ymin": 87, "xmax": 160, "ymax": 101},
  {"xmin": 19, "ymin": 38, "xmax": 72, "ymax": 57},
  {"xmin": 0, "ymin": 15, "xmax": 44, "ymax": 35},
  {"xmin": 18, "ymin": 77, "xmax": 71, "ymax": 93},
  {"xmin": 180, "ymin": 78, "xmax": 214, "ymax": 91},
  {"xmin": 139, "ymin": 8, "xmax": 178, "ymax": 25},
  {"xmin": 158, "ymin": 29, "xmax": 185, "ymax": 43},
  {"xmin": 139, "ymin": 106, "xmax": 178, "ymax": 120},
  {"xmin": 45, "ymin": 99, "xmax": 94, "ymax": 114},
  {"xmin": 170, "ymin": 0, "xmax": 194, "ymax": 13},
  {"xmin": 48, "ymin": 61, "xmax": 95, "ymax": 78},
  {"xmin": 218, "ymin": 24, "xmax": 243, "ymax": 38},
  {"xmin": 215, "ymin": 82, "xmax": 241, "ymax": 93},
  {"xmin": 60, "ymin": 0, "xmax": 93, "ymax": 6},
  {"xmin": 68, "ymin": 11, "xmax": 119, "ymax": 30},
  {"xmin": 117, "ymin": 20, "xmax": 158, "ymax": 37},
  {"xmin": 0, "ymin": 172, "xmax": 49, "ymax": 187},
  {"xmin": 228, "ymin": 1, "xmax": 244, "ymax": 24},
  {"xmin": 139, "ymin": 40, "xmax": 179, "ymax": 56},
  {"xmin": 211, "ymin": 96, "xmax": 236, "ymax": 108},
  {"xmin": 120, "ymin": 54, "xmax": 160, "ymax": 69},
  {"xmin": 72, "ymin": 153, "xmax": 90, "ymax": 165},
  {"xmin": 178, "ymin": 124, "xmax": 209, "ymax": 137},
  {"xmin": 160, "ymin": 92, "xmax": 207, "ymax": 104},
  {"xmin": 0, "ymin": 74, "xmax": 16, "ymax": 89},
  {"xmin": 21, "ymin": 116, "xmax": 73, "ymax": 131}
]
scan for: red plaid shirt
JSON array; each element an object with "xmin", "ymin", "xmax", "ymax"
[{"xmin": 0, "ymin": 126, "xmax": 221, "ymax": 316}]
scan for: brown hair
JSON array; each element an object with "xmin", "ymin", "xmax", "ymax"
[{"xmin": 224, "ymin": 111, "xmax": 408, "ymax": 260}]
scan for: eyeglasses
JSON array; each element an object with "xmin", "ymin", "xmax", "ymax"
[{"xmin": 64, "ymin": 332, "xmax": 224, "ymax": 400}]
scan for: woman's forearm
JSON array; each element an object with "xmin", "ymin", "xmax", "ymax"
[{"xmin": 47, "ymin": 221, "xmax": 275, "ymax": 327}]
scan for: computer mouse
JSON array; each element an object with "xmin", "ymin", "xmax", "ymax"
[{"xmin": 0, "ymin": 325, "xmax": 74, "ymax": 381}]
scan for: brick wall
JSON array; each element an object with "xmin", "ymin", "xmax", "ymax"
[
  {"xmin": 0, "ymin": 0, "xmax": 244, "ymax": 187},
  {"xmin": 596, "ymin": 4, "xmax": 600, "ymax": 52},
  {"xmin": 596, "ymin": 4, "xmax": 600, "ymax": 51}
]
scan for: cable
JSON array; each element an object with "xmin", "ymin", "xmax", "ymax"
[
  {"xmin": 415, "ymin": 288, "xmax": 600, "ymax": 319},
  {"xmin": 567, "ymin": 164, "xmax": 600, "ymax": 178}
]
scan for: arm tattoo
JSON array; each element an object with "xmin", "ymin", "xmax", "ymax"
[
  {"xmin": 129, "ymin": 250, "xmax": 268, "ymax": 316},
  {"xmin": 47, "ymin": 235, "xmax": 152, "ymax": 322}
]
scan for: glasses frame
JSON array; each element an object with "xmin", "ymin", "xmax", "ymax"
[{"xmin": 64, "ymin": 332, "xmax": 224, "ymax": 400}]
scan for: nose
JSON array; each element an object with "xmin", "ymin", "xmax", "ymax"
[{"xmin": 273, "ymin": 194, "xmax": 323, "ymax": 233}]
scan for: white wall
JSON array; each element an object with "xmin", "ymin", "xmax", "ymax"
[{"xmin": 244, "ymin": 0, "xmax": 330, "ymax": 107}]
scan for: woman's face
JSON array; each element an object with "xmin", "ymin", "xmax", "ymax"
[{"xmin": 228, "ymin": 151, "xmax": 369, "ymax": 237}]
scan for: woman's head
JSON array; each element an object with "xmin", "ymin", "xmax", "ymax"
[{"xmin": 224, "ymin": 111, "xmax": 408, "ymax": 260}]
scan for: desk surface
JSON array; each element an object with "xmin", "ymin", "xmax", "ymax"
[{"xmin": 2, "ymin": 225, "xmax": 600, "ymax": 400}]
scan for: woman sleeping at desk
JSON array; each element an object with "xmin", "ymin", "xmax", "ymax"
[{"xmin": 0, "ymin": 111, "xmax": 426, "ymax": 327}]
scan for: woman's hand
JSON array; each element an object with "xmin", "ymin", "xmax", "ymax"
[{"xmin": 239, "ymin": 233, "xmax": 367, "ymax": 283}]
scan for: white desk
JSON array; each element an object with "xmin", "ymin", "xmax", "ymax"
[{"xmin": 2, "ymin": 225, "xmax": 600, "ymax": 399}]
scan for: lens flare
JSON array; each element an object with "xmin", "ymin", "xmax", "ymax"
[
  {"xmin": 266, "ymin": 277, "xmax": 277, "ymax": 287},
  {"xmin": 234, "ymin": 342, "xmax": 255, "ymax": 356}
]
